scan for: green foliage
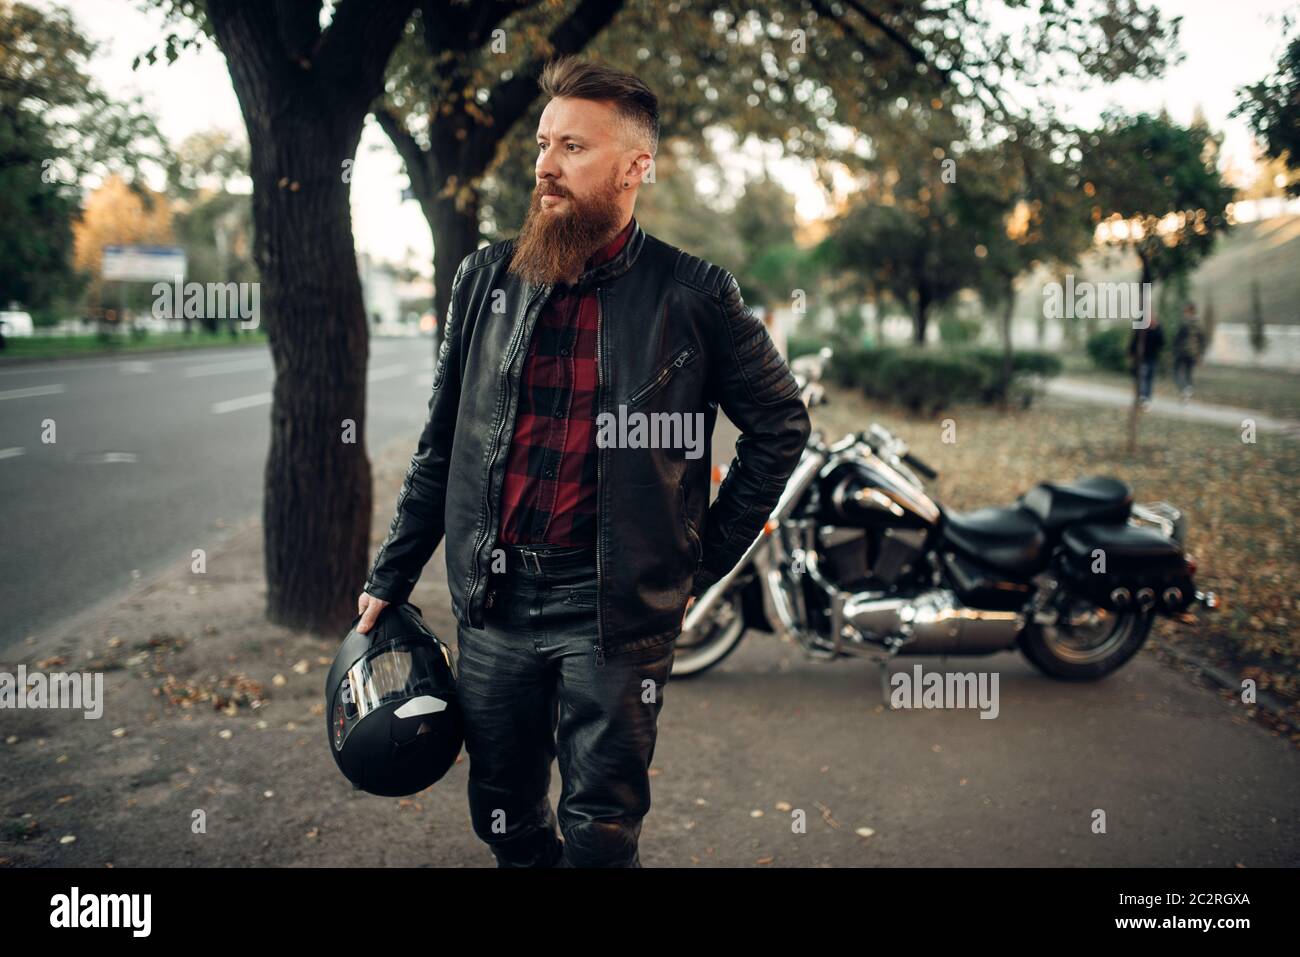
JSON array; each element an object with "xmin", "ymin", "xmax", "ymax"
[
  {"xmin": 938, "ymin": 313, "xmax": 982, "ymax": 344},
  {"xmin": 1081, "ymin": 111, "xmax": 1234, "ymax": 281},
  {"xmin": 1086, "ymin": 325, "xmax": 1130, "ymax": 373},
  {"xmin": 824, "ymin": 343, "xmax": 1061, "ymax": 414},
  {"xmin": 786, "ymin": 335, "xmax": 825, "ymax": 361},
  {"xmin": 0, "ymin": 110, "xmax": 79, "ymax": 311},
  {"xmin": 0, "ymin": 1, "xmax": 166, "ymax": 313},
  {"xmin": 1233, "ymin": 33, "xmax": 1300, "ymax": 197},
  {"xmin": 873, "ymin": 351, "xmax": 988, "ymax": 414},
  {"xmin": 959, "ymin": 347, "xmax": 1063, "ymax": 381}
]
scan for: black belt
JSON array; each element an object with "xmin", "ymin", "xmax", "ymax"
[{"xmin": 499, "ymin": 542, "xmax": 596, "ymax": 574}]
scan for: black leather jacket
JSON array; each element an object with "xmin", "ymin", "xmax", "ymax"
[{"xmin": 363, "ymin": 216, "xmax": 811, "ymax": 664}]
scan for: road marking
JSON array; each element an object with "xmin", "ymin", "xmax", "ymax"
[
  {"xmin": 119, "ymin": 361, "xmax": 154, "ymax": 374},
  {"xmin": 0, "ymin": 383, "xmax": 64, "ymax": 401},
  {"xmin": 212, "ymin": 392, "xmax": 272, "ymax": 414},
  {"xmin": 185, "ymin": 357, "xmax": 268, "ymax": 378},
  {"xmin": 367, "ymin": 364, "xmax": 408, "ymax": 383},
  {"xmin": 0, "ymin": 447, "xmax": 25, "ymax": 460},
  {"xmin": 83, "ymin": 451, "xmax": 138, "ymax": 464}
]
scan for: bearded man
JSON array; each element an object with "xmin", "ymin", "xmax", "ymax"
[{"xmin": 357, "ymin": 55, "xmax": 810, "ymax": 867}]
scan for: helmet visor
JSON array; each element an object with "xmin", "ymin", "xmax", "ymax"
[{"xmin": 332, "ymin": 639, "xmax": 450, "ymax": 750}]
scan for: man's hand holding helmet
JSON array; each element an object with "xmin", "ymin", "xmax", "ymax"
[{"xmin": 356, "ymin": 591, "xmax": 390, "ymax": 635}]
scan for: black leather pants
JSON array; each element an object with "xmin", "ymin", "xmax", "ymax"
[{"xmin": 455, "ymin": 543, "xmax": 677, "ymax": 868}]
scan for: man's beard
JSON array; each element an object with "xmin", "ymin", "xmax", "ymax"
[{"xmin": 507, "ymin": 168, "xmax": 625, "ymax": 287}]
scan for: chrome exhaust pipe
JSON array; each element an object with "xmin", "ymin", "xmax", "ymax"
[{"xmin": 842, "ymin": 589, "xmax": 1023, "ymax": 655}]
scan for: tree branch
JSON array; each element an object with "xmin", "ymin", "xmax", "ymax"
[
  {"xmin": 421, "ymin": 0, "xmax": 535, "ymax": 57},
  {"xmin": 316, "ymin": 0, "xmax": 419, "ymax": 102},
  {"xmin": 840, "ymin": 0, "xmax": 949, "ymax": 83},
  {"xmin": 273, "ymin": 0, "xmax": 322, "ymax": 63},
  {"xmin": 481, "ymin": 0, "xmax": 627, "ymax": 153},
  {"xmin": 375, "ymin": 105, "xmax": 434, "ymax": 202}
]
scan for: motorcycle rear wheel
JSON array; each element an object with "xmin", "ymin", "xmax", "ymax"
[{"xmin": 1018, "ymin": 593, "xmax": 1155, "ymax": 681}]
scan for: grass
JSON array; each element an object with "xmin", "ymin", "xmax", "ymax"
[
  {"xmin": 1057, "ymin": 356, "xmax": 1300, "ymax": 421},
  {"xmin": 0, "ymin": 330, "xmax": 268, "ymax": 362},
  {"xmin": 810, "ymin": 382, "xmax": 1300, "ymax": 722}
]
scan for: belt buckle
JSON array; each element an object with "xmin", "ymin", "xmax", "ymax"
[{"xmin": 519, "ymin": 547, "xmax": 542, "ymax": 574}]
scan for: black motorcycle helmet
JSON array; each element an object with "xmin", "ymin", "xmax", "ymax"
[{"xmin": 324, "ymin": 602, "xmax": 463, "ymax": 797}]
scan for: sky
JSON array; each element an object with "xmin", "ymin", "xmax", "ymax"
[{"xmin": 60, "ymin": 0, "xmax": 1298, "ymax": 275}]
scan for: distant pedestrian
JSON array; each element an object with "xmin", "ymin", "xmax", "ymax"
[
  {"xmin": 1173, "ymin": 302, "xmax": 1208, "ymax": 402},
  {"xmin": 1128, "ymin": 311, "xmax": 1165, "ymax": 410}
]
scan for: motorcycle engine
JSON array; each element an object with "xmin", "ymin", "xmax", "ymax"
[{"xmin": 817, "ymin": 525, "xmax": 927, "ymax": 590}]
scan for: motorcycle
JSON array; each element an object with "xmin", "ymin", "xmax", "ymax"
[{"xmin": 676, "ymin": 346, "xmax": 1218, "ymax": 682}]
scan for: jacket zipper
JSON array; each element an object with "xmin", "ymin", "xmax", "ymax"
[
  {"xmin": 628, "ymin": 345, "xmax": 697, "ymax": 406},
  {"xmin": 594, "ymin": 287, "xmax": 606, "ymax": 668},
  {"xmin": 466, "ymin": 283, "xmax": 546, "ymax": 625}
]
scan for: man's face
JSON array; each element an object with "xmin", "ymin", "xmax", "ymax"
[{"xmin": 507, "ymin": 96, "xmax": 644, "ymax": 288}]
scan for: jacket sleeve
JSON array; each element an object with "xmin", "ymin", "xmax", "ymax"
[
  {"xmin": 690, "ymin": 272, "xmax": 812, "ymax": 598},
  {"xmin": 363, "ymin": 256, "xmax": 470, "ymax": 605}
]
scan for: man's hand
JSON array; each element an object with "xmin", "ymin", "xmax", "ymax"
[
  {"xmin": 681, "ymin": 594, "xmax": 696, "ymax": 629},
  {"xmin": 356, "ymin": 592, "xmax": 390, "ymax": 634}
]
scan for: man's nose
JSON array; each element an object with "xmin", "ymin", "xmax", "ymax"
[{"xmin": 536, "ymin": 147, "xmax": 560, "ymax": 180}]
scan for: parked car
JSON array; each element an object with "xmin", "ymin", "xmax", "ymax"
[{"xmin": 0, "ymin": 310, "xmax": 35, "ymax": 337}]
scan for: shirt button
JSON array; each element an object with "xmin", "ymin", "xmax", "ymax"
[
  {"xmin": 560, "ymin": 347, "xmax": 570, "ymax": 356},
  {"xmin": 544, "ymin": 468, "xmax": 555, "ymax": 479}
]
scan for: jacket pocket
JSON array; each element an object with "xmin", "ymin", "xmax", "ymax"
[{"xmin": 629, "ymin": 343, "xmax": 698, "ymax": 407}]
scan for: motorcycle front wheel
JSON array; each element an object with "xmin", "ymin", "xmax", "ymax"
[
  {"xmin": 1018, "ymin": 592, "xmax": 1156, "ymax": 681},
  {"xmin": 670, "ymin": 586, "xmax": 747, "ymax": 678}
]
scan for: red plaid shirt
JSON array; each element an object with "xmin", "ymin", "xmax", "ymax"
[{"xmin": 496, "ymin": 218, "xmax": 635, "ymax": 545}]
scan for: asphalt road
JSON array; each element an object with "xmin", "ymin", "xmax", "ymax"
[{"xmin": 0, "ymin": 339, "xmax": 437, "ymax": 652}]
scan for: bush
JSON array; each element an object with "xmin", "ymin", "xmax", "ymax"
[
  {"xmin": 956, "ymin": 348, "xmax": 1062, "ymax": 403},
  {"xmin": 819, "ymin": 343, "xmax": 1065, "ymax": 413},
  {"xmin": 786, "ymin": 334, "xmax": 824, "ymax": 361},
  {"xmin": 871, "ymin": 351, "xmax": 988, "ymax": 413},
  {"xmin": 1086, "ymin": 325, "xmax": 1130, "ymax": 373},
  {"xmin": 938, "ymin": 313, "xmax": 982, "ymax": 345}
]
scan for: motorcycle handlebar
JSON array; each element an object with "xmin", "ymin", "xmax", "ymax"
[{"xmin": 903, "ymin": 452, "xmax": 938, "ymax": 480}]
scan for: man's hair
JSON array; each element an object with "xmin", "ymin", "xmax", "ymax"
[{"xmin": 538, "ymin": 55, "xmax": 659, "ymax": 157}]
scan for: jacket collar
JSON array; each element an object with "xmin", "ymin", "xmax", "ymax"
[{"xmin": 522, "ymin": 215, "xmax": 645, "ymax": 299}]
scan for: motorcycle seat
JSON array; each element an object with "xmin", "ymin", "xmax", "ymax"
[
  {"xmin": 1019, "ymin": 476, "xmax": 1132, "ymax": 531},
  {"xmin": 940, "ymin": 504, "xmax": 1046, "ymax": 574}
]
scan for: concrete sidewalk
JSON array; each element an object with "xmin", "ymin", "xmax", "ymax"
[{"xmin": 1047, "ymin": 376, "xmax": 1300, "ymax": 436}]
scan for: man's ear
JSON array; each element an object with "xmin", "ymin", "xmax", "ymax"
[{"xmin": 626, "ymin": 155, "xmax": 652, "ymax": 185}]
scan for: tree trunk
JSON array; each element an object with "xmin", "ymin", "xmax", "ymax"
[
  {"xmin": 913, "ymin": 285, "xmax": 931, "ymax": 345},
  {"xmin": 428, "ymin": 186, "xmax": 481, "ymax": 360},
  {"xmin": 206, "ymin": 0, "xmax": 412, "ymax": 634},
  {"xmin": 1000, "ymin": 274, "xmax": 1016, "ymax": 409},
  {"xmin": 1127, "ymin": 256, "xmax": 1153, "ymax": 455},
  {"xmin": 248, "ymin": 114, "xmax": 373, "ymax": 633}
]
